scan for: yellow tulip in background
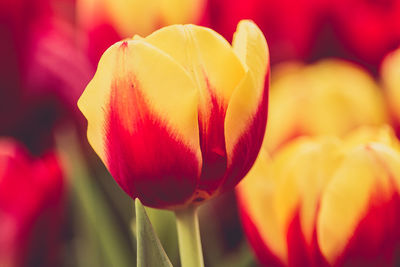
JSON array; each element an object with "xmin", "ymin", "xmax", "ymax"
[
  {"xmin": 78, "ymin": 0, "xmax": 206, "ymax": 37},
  {"xmin": 77, "ymin": 0, "xmax": 207, "ymax": 64},
  {"xmin": 265, "ymin": 60, "xmax": 388, "ymax": 153},
  {"xmin": 78, "ymin": 20, "xmax": 269, "ymax": 266},
  {"xmin": 237, "ymin": 125, "xmax": 400, "ymax": 267}
]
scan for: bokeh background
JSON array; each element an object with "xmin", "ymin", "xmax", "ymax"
[{"xmin": 1, "ymin": 0, "xmax": 399, "ymax": 266}]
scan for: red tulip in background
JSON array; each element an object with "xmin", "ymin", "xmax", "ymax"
[
  {"xmin": 0, "ymin": 138, "xmax": 64, "ymax": 267},
  {"xmin": 206, "ymin": 0, "xmax": 325, "ymax": 64},
  {"xmin": 206, "ymin": 0, "xmax": 400, "ymax": 69},
  {"xmin": 331, "ymin": 0, "xmax": 400, "ymax": 67},
  {"xmin": 0, "ymin": 0, "xmax": 91, "ymax": 153}
]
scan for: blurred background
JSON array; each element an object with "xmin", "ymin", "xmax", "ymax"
[{"xmin": 0, "ymin": 0, "xmax": 399, "ymax": 266}]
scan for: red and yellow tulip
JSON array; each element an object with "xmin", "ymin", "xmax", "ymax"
[
  {"xmin": 265, "ymin": 59, "xmax": 388, "ymax": 153},
  {"xmin": 78, "ymin": 20, "xmax": 270, "ymax": 209},
  {"xmin": 237, "ymin": 126, "xmax": 400, "ymax": 267},
  {"xmin": 381, "ymin": 47, "xmax": 400, "ymax": 137}
]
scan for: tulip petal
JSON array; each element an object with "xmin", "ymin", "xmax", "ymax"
[
  {"xmin": 78, "ymin": 40, "xmax": 202, "ymax": 208},
  {"xmin": 143, "ymin": 24, "xmax": 246, "ymax": 104},
  {"xmin": 143, "ymin": 24, "xmax": 247, "ymax": 194},
  {"xmin": 222, "ymin": 20, "xmax": 269, "ymax": 191},
  {"xmin": 236, "ymin": 149, "xmax": 287, "ymax": 266},
  {"xmin": 317, "ymin": 144, "xmax": 400, "ymax": 265},
  {"xmin": 273, "ymin": 138, "xmax": 341, "ymax": 266}
]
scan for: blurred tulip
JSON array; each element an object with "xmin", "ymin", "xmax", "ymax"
[
  {"xmin": 330, "ymin": 0, "xmax": 400, "ymax": 67},
  {"xmin": 77, "ymin": 0, "xmax": 207, "ymax": 64},
  {"xmin": 381, "ymin": 47, "xmax": 400, "ymax": 137},
  {"xmin": 78, "ymin": 20, "xmax": 269, "ymax": 209},
  {"xmin": 265, "ymin": 59, "xmax": 388, "ymax": 153},
  {"xmin": 206, "ymin": 0, "xmax": 325, "ymax": 64},
  {"xmin": 237, "ymin": 126, "xmax": 400, "ymax": 267},
  {"xmin": 0, "ymin": 0, "xmax": 92, "ymax": 153},
  {"xmin": 0, "ymin": 0, "xmax": 50, "ymax": 130},
  {"xmin": 0, "ymin": 138, "xmax": 64, "ymax": 267},
  {"xmin": 206, "ymin": 0, "xmax": 400, "ymax": 70}
]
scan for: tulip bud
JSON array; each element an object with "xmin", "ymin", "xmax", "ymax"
[
  {"xmin": 0, "ymin": 139, "xmax": 64, "ymax": 267},
  {"xmin": 78, "ymin": 20, "xmax": 270, "ymax": 209},
  {"xmin": 237, "ymin": 126, "xmax": 400, "ymax": 266},
  {"xmin": 265, "ymin": 60, "xmax": 388, "ymax": 153},
  {"xmin": 381, "ymin": 47, "xmax": 400, "ymax": 137}
]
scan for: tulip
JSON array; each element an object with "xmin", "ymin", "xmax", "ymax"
[
  {"xmin": 381, "ymin": 47, "xmax": 400, "ymax": 137},
  {"xmin": 264, "ymin": 59, "xmax": 388, "ymax": 153},
  {"xmin": 77, "ymin": 0, "xmax": 207, "ymax": 64},
  {"xmin": 78, "ymin": 20, "xmax": 269, "ymax": 210},
  {"xmin": 0, "ymin": 138, "xmax": 64, "ymax": 267},
  {"xmin": 237, "ymin": 126, "xmax": 400, "ymax": 267}
]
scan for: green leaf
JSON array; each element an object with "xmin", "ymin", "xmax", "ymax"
[
  {"xmin": 145, "ymin": 207, "xmax": 179, "ymax": 266},
  {"xmin": 136, "ymin": 199, "xmax": 173, "ymax": 267}
]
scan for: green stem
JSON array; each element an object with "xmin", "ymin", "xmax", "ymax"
[{"xmin": 175, "ymin": 206, "xmax": 204, "ymax": 267}]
